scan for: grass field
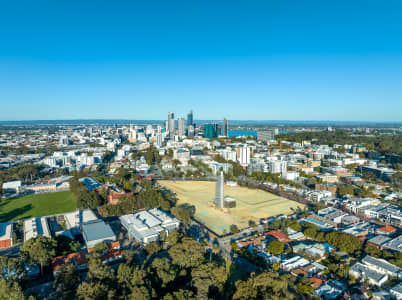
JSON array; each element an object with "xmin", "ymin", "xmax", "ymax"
[
  {"xmin": 0, "ymin": 191, "xmax": 78, "ymax": 222},
  {"xmin": 159, "ymin": 180, "xmax": 304, "ymax": 235}
]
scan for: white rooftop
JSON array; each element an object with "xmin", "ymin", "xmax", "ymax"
[
  {"xmin": 2, "ymin": 181, "xmax": 21, "ymax": 190},
  {"xmin": 0, "ymin": 223, "xmax": 12, "ymax": 240},
  {"xmin": 24, "ymin": 217, "xmax": 51, "ymax": 241},
  {"xmin": 64, "ymin": 209, "xmax": 98, "ymax": 229}
]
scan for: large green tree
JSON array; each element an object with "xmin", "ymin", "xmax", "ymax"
[
  {"xmin": 168, "ymin": 237, "xmax": 205, "ymax": 269},
  {"xmin": 267, "ymin": 240, "xmax": 285, "ymax": 255},
  {"xmin": 325, "ymin": 231, "xmax": 362, "ymax": 254},
  {"xmin": 191, "ymin": 262, "xmax": 227, "ymax": 299},
  {"xmin": 53, "ymin": 264, "xmax": 80, "ymax": 295},
  {"xmin": 233, "ymin": 271, "xmax": 296, "ymax": 300},
  {"xmin": 76, "ymin": 282, "xmax": 110, "ymax": 300},
  {"xmin": 150, "ymin": 257, "xmax": 178, "ymax": 288},
  {"xmin": 20, "ymin": 235, "xmax": 56, "ymax": 274},
  {"xmin": 0, "ymin": 278, "xmax": 24, "ymax": 300}
]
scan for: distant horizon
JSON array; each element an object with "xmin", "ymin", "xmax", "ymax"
[{"xmin": 0, "ymin": 118, "xmax": 401, "ymax": 126}]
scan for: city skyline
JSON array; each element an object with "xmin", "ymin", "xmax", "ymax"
[{"xmin": 1, "ymin": 1, "xmax": 402, "ymax": 121}]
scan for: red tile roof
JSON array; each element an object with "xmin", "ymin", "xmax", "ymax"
[
  {"xmin": 103, "ymin": 249, "xmax": 123, "ymax": 260},
  {"xmin": 309, "ymin": 277, "xmax": 324, "ymax": 288},
  {"xmin": 378, "ymin": 225, "xmax": 396, "ymax": 234},
  {"xmin": 52, "ymin": 251, "xmax": 88, "ymax": 271},
  {"xmin": 265, "ymin": 230, "xmax": 291, "ymax": 243}
]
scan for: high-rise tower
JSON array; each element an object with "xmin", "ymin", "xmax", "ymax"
[
  {"xmin": 168, "ymin": 112, "xmax": 175, "ymax": 134},
  {"xmin": 187, "ymin": 110, "xmax": 193, "ymax": 126},
  {"xmin": 237, "ymin": 145, "xmax": 250, "ymax": 166},
  {"xmin": 178, "ymin": 117, "xmax": 185, "ymax": 137},
  {"xmin": 204, "ymin": 123, "xmax": 219, "ymax": 139},
  {"xmin": 222, "ymin": 118, "xmax": 228, "ymax": 136},
  {"xmin": 128, "ymin": 124, "xmax": 137, "ymax": 143}
]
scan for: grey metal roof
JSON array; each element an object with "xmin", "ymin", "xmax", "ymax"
[
  {"xmin": 384, "ymin": 235, "xmax": 402, "ymax": 252},
  {"xmin": 368, "ymin": 235, "xmax": 391, "ymax": 246},
  {"xmin": 79, "ymin": 177, "xmax": 102, "ymax": 192},
  {"xmin": 351, "ymin": 262, "xmax": 388, "ymax": 283},
  {"xmin": 391, "ymin": 283, "xmax": 402, "ymax": 294},
  {"xmin": 362, "ymin": 255, "xmax": 401, "ymax": 275},
  {"xmin": 82, "ymin": 220, "xmax": 115, "ymax": 242},
  {"xmin": 120, "ymin": 209, "xmax": 180, "ymax": 244}
]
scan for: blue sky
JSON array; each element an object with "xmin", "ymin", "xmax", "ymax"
[{"xmin": 0, "ymin": 0, "xmax": 401, "ymax": 121}]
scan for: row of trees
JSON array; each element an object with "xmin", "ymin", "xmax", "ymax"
[
  {"xmin": 0, "ymin": 164, "xmax": 45, "ymax": 185},
  {"xmin": 266, "ymin": 216, "xmax": 363, "ymax": 255},
  {"xmin": 56, "ymin": 236, "xmax": 230, "ymax": 299},
  {"xmin": 98, "ymin": 179, "xmax": 176, "ymax": 217},
  {"xmin": 302, "ymin": 223, "xmax": 362, "ymax": 254},
  {"xmin": 278, "ymin": 130, "xmax": 402, "ymax": 156},
  {"xmin": 69, "ymin": 177, "xmax": 102, "ymax": 209}
]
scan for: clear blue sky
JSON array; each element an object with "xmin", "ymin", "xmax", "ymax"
[{"xmin": 1, "ymin": 0, "xmax": 401, "ymax": 121}]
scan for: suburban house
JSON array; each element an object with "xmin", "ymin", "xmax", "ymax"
[{"xmin": 52, "ymin": 251, "xmax": 88, "ymax": 276}]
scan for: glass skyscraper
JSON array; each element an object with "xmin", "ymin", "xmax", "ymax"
[
  {"xmin": 222, "ymin": 118, "xmax": 228, "ymax": 136},
  {"xmin": 187, "ymin": 110, "xmax": 193, "ymax": 126},
  {"xmin": 204, "ymin": 123, "xmax": 218, "ymax": 139}
]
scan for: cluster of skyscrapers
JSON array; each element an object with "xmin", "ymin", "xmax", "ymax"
[
  {"xmin": 204, "ymin": 118, "xmax": 228, "ymax": 139},
  {"xmin": 165, "ymin": 110, "xmax": 229, "ymax": 139},
  {"xmin": 166, "ymin": 111, "xmax": 195, "ymax": 138}
]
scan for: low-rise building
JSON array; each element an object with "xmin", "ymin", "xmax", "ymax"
[
  {"xmin": 120, "ymin": 208, "xmax": 180, "ymax": 245},
  {"xmin": 305, "ymin": 190, "xmax": 332, "ymax": 202},
  {"xmin": 64, "ymin": 209, "xmax": 98, "ymax": 235},
  {"xmin": 173, "ymin": 148, "xmax": 190, "ymax": 165},
  {"xmin": 107, "ymin": 186, "xmax": 132, "ymax": 205},
  {"xmin": 377, "ymin": 225, "xmax": 397, "ymax": 236},
  {"xmin": 314, "ymin": 280, "xmax": 346, "ymax": 299},
  {"xmin": 265, "ymin": 230, "xmax": 291, "ymax": 243},
  {"xmin": 24, "ymin": 217, "xmax": 51, "ymax": 241},
  {"xmin": 390, "ymin": 283, "xmax": 402, "ymax": 300},
  {"xmin": 316, "ymin": 173, "xmax": 338, "ymax": 184},
  {"xmin": 2, "ymin": 180, "xmax": 22, "ymax": 193},
  {"xmin": 293, "ymin": 242, "xmax": 335, "ymax": 258},
  {"xmin": 0, "ymin": 223, "xmax": 13, "ymax": 248},
  {"xmin": 384, "ymin": 235, "xmax": 402, "ymax": 253},
  {"xmin": 81, "ymin": 219, "xmax": 116, "ymax": 250},
  {"xmin": 52, "ymin": 251, "xmax": 88, "ymax": 276},
  {"xmin": 367, "ymin": 235, "xmax": 391, "ymax": 249},
  {"xmin": 317, "ymin": 207, "xmax": 348, "ymax": 224},
  {"xmin": 287, "ymin": 227, "xmax": 305, "ymax": 240},
  {"xmin": 315, "ymin": 183, "xmax": 337, "ymax": 196},
  {"xmin": 350, "ymin": 262, "xmax": 388, "ymax": 287},
  {"xmin": 299, "ymin": 214, "xmax": 336, "ymax": 231},
  {"xmin": 79, "ymin": 177, "xmax": 103, "ymax": 192},
  {"xmin": 281, "ymin": 255, "xmax": 310, "ymax": 271},
  {"xmin": 361, "ymin": 255, "xmax": 401, "ymax": 278},
  {"xmin": 361, "ymin": 166, "xmax": 396, "ymax": 180}
]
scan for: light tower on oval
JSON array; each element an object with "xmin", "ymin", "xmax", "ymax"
[{"xmin": 214, "ymin": 171, "xmax": 224, "ymax": 208}]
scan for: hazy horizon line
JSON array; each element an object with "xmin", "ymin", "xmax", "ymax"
[{"xmin": 0, "ymin": 118, "xmax": 401, "ymax": 125}]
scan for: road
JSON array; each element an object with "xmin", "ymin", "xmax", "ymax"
[{"xmin": 0, "ymin": 244, "xmax": 21, "ymax": 256}]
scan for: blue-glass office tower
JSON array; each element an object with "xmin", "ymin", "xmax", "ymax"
[
  {"xmin": 187, "ymin": 110, "xmax": 193, "ymax": 126},
  {"xmin": 204, "ymin": 123, "xmax": 219, "ymax": 139}
]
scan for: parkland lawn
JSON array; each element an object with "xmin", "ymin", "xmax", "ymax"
[
  {"xmin": 0, "ymin": 191, "xmax": 77, "ymax": 222},
  {"xmin": 159, "ymin": 180, "xmax": 305, "ymax": 235}
]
